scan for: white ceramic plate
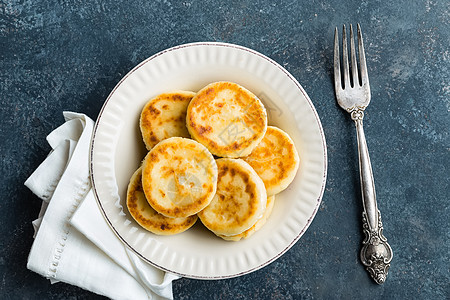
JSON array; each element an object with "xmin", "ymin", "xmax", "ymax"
[{"xmin": 90, "ymin": 42, "xmax": 327, "ymax": 279}]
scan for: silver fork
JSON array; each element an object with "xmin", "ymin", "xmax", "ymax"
[{"xmin": 334, "ymin": 24, "xmax": 393, "ymax": 284}]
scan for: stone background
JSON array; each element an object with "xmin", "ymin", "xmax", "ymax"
[{"xmin": 1, "ymin": 0, "xmax": 448, "ymax": 299}]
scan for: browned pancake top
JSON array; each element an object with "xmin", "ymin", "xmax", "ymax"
[
  {"xmin": 141, "ymin": 137, "xmax": 217, "ymax": 218},
  {"xmin": 140, "ymin": 91, "xmax": 195, "ymax": 149},
  {"xmin": 198, "ymin": 158, "xmax": 266, "ymax": 236},
  {"xmin": 187, "ymin": 82, "xmax": 267, "ymax": 157},
  {"xmin": 126, "ymin": 167, "xmax": 197, "ymax": 235},
  {"xmin": 243, "ymin": 126, "xmax": 299, "ymax": 195}
]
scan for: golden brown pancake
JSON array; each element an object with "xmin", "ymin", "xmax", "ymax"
[
  {"xmin": 186, "ymin": 82, "xmax": 267, "ymax": 158},
  {"xmin": 243, "ymin": 126, "xmax": 299, "ymax": 196},
  {"xmin": 218, "ymin": 195, "xmax": 275, "ymax": 241},
  {"xmin": 198, "ymin": 158, "xmax": 267, "ymax": 236},
  {"xmin": 141, "ymin": 137, "xmax": 218, "ymax": 218},
  {"xmin": 140, "ymin": 91, "xmax": 196, "ymax": 150},
  {"xmin": 126, "ymin": 167, "xmax": 197, "ymax": 235}
]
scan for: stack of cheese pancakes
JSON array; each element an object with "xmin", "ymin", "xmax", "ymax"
[{"xmin": 127, "ymin": 82, "xmax": 299, "ymax": 241}]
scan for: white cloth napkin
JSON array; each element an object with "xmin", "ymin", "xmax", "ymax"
[{"xmin": 25, "ymin": 112, "xmax": 179, "ymax": 300}]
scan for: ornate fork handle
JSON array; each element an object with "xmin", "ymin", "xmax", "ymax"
[{"xmin": 352, "ymin": 108, "xmax": 393, "ymax": 284}]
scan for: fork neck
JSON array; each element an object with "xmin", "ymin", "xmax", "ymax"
[{"xmin": 350, "ymin": 109, "xmax": 365, "ymax": 122}]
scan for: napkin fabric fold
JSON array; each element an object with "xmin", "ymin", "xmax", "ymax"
[{"xmin": 25, "ymin": 112, "xmax": 179, "ymax": 300}]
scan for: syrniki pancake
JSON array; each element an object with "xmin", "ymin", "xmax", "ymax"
[
  {"xmin": 198, "ymin": 158, "xmax": 267, "ymax": 236},
  {"xmin": 243, "ymin": 126, "xmax": 300, "ymax": 196},
  {"xmin": 140, "ymin": 91, "xmax": 195, "ymax": 150},
  {"xmin": 219, "ymin": 195, "xmax": 275, "ymax": 241},
  {"xmin": 142, "ymin": 137, "xmax": 218, "ymax": 218},
  {"xmin": 186, "ymin": 82, "xmax": 267, "ymax": 158},
  {"xmin": 126, "ymin": 167, "xmax": 197, "ymax": 235}
]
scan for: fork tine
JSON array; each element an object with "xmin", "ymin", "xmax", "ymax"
[
  {"xmin": 333, "ymin": 27, "xmax": 341, "ymax": 91},
  {"xmin": 350, "ymin": 24, "xmax": 359, "ymax": 87},
  {"xmin": 342, "ymin": 25, "xmax": 350, "ymax": 89},
  {"xmin": 357, "ymin": 24, "xmax": 369, "ymax": 85}
]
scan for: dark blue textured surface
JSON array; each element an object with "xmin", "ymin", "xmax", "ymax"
[{"xmin": 1, "ymin": 0, "xmax": 449, "ymax": 299}]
